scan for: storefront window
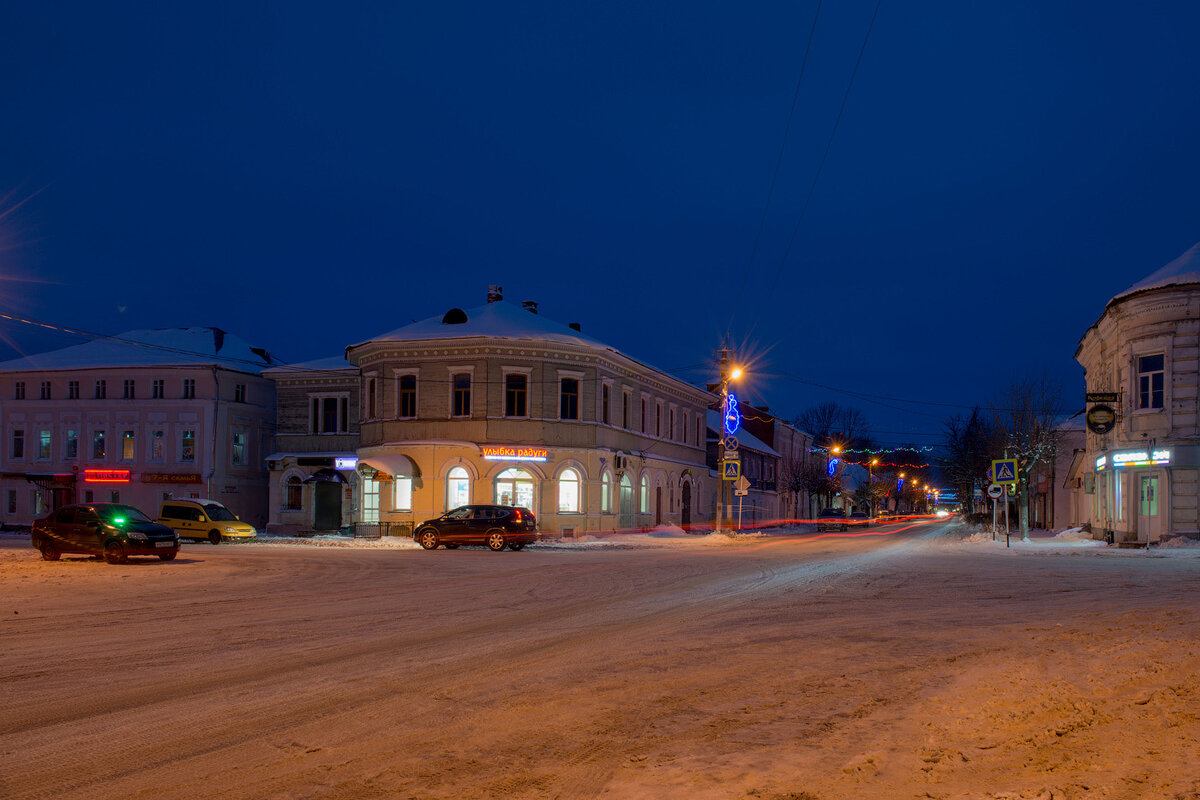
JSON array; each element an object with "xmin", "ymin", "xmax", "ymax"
[
  {"xmin": 495, "ymin": 468, "xmax": 534, "ymax": 509},
  {"xmin": 601, "ymin": 471, "xmax": 611, "ymax": 513},
  {"xmin": 558, "ymin": 468, "xmax": 580, "ymax": 512},
  {"xmin": 639, "ymin": 474, "xmax": 649, "ymax": 513},
  {"xmin": 447, "ymin": 466, "xmax": 470, "ymax": 509},
  {"xmin": 361, "ymin": 476, "xmax": 379, "ymax": 522},
  {"xmin": 394, "ymin": 477, "xmax": 412, "ymax": 512}
]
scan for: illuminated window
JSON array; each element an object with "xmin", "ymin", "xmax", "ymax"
[
  {"xmin": 361, "ymin": 476, "xmax": 379, "ymax": 522},
  {"xmin": 232, "ymin": 432, "xmax": 246, "ymax": 466},
  {"xmin": 122, "ymin": 431, "xmax": 135, "ymax": 460},
  {"xmin": 452, "ymin": 374, "xmax": 471, "ymax": 417},
  {"xmin": 495, "ymin": 468, "xmax": 534, "ymax": 508},
  {"xmin": 285, "ymin": 476, "xmax": 303, "ymax": 510},
  {"xmin": 398, "ymin": 375, "xmax": 416, "ymax": 418},
  {"xmin": 1138, "ymin": 354, "xmax": 1164, "ymax": 409},
  {"xmin": 639, "ymin": 474, "xmax": 649, "ymax": 513},
  {"xmin": 182, "ymin": 379, "xmax": 195, "ymax": 400},
  {"xmin": 558, "ymin": 468, "xmax": 580, "ymax": 512},
  {"xmin": 447, "ymin": 466, "xmax": 470, "ymax": 509},
  {"xmin": 394, "ymin": 477, "xmax": 413, "ymax": 511},
  {"xmin": 151, "ymin": 430, "xmax": 164, "ymax": 461},
  {"xmin": 38, "ymin": 430, "xmax": 50, "ymax": 459},
  {"xmin": 180, "ymin": 430, "xmax": 195, "ymax": 463},
  {"xmin": 560, "ymin": 378, "xmax": 579, "ymax": 420},
  {"xmin": 92, "ymin": 430, "xmax": 105, "ymax": 460},
  {"xmin": 601, "ymin": 470, "xmax": 612, "ymax": 513},
  {"xmin": 505, "ymin": 374, "xmax": 527, "ymax": 418}
]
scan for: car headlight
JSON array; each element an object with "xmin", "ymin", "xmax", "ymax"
[
  {"xmin": 127, "ymin": 531, "xmax": 148, "ymax": 540},
  {"xmin": 224, "ymin": 526, "xmax": 237, "ymax": 533}
]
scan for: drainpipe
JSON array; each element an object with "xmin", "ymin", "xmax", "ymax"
[{"xmin": 207, "ymin": 366, "xmax": 220, "ymax": 499}]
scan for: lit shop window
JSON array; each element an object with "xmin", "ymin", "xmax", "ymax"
[
  {"xmin": 38, "ymin": 430, "xmax": 51, "ymax": 460},
  {"xmin": 180, "ymin": 430, "xmax": 195, "ymax": 463},
  {"xmin": 394, "ymin": 477, "xmax": 413, "ymax": 512},
  {"xmin": 558, "ymin": 468, "xmax": 580, "ymax": 512},
  {"xmin": 601, "ymin": 471, "xmax": 612, "ymax": 513},
  {"xmin": 361, "ymin": 476, "xmax": 379, "ymax": 522},
  {"xmin": 495, "ymin": 468, "xmax": 534, "ymax": 509},
  {"xmin": 447, "ymin": 466, "xmax": 470, "ymax": 509},
  {"xmin": 122, "ymin": 431, "xmax": 135, "ymax": 460},
  {"xmin": 151, "ymin": 430, "xmax": 164, "ymax": 461},
  {"xmin": 92, "ymin": 430, "xmax": 106, "ymax": 460},
  {"xmin": 639, "ymin": 474, "xmax": 649, "ymax": 513}
]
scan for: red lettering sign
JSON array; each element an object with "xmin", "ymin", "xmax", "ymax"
[{"xmin": 84, "ymin": 469, "xmax": 131, "ymax": 483}]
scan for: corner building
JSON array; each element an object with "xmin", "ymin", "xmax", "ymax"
[{"xmin": 345, "ymin": 294, "xmax": 714, "ymax": 535}]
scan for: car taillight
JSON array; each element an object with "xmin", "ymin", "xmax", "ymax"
[{"xmin": 511, "ymin": 509, "xmax": 522, "ymax": 522}]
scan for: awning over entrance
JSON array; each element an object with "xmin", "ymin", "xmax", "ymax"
[
  {"xmin": 358, "ymin": 453, "xmax": 419, "ymax": 480},
  {"xmin": 302, "ymin": 468, "xmax": 348, "ymax": 484}
]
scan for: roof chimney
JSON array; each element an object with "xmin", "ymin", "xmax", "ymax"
[
  {"xmin": 568, "ymin": 322, "xmax": 581, "ymax": 332},
  {"xmin": 522, "ymin": 300, "xmax": 538, "ymax": 314},
  {"xmin": 487, "ymin": 285, "xmax": 503, "ymax": 303}
]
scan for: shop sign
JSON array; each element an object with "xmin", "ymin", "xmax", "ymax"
[
  {"xmin": 1095, "ymin": 455, "xmax": 1107, "ymax": 471},
  {"xmin": 1085, "ymin": 392, "xmax": 1120, "ymax": 403},
  {"xmin": 1086, "ymin": 405, "xmax": 1117, "ymax": 434},
  {"xmin": 84, "ymin": 469, "xmax": 131, "ymax": 483},
  {"xmin": 334, "ymin": 457, "xmax": 359, "ymax": 470},
  {"xmin": 481, "ymin": 445, "xmax": 549, "ymax": 462},
  {"xmin": 141, "ymin": 473, "xmax": 202, "ymax": 484},
  {"xmin": 1110, "ymin": 449, "xmax": 1171, "ymax": 468}
]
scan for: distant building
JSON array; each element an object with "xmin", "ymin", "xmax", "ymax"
[
  {"xmin": 343, "ymin": 289, "xmax": 715, "ymax": 536},
  {"xmin": 0, "ymin": 328, "xmax": 276, "ymax": 528},
  {"xmin": 1075, "ymin": 243, "xmax": 1200, "ymax": 543},
  {"xmin": 263, "ymin": 356, "xmax": 360, "ymax": 535},
  {"xmin": 705, "ymin": 409, "xmax": 779, "ymax": 527}
]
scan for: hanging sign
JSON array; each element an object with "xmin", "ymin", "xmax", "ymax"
[
  {"xmin": 1085, "ymin": 392, "xmax": 1119, "ymax": 403},
  {"xmin": 1086, "ymin": 405, "xmax": 1117, "ymax": 434}
]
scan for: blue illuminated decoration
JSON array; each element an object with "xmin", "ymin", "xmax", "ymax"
[
  {"xmin": 897, "ymin": 477, "xmax": 904, "ymax": 491},
  {"xmin": 723, "ymin": 392, "xmax": 741, "ymax": 435},
  {"xmin": 827, "ymin": 457, "xmax": 839, "ymax": 477}
]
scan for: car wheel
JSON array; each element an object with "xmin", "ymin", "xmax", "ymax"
[
  {"xmin": 158, "ymin": 550, "xmax": 178, "ymax": 561},
  {"xmin": 104, "ymin": 541, "xmax": 127, "ymax": 565},
  {"xmin": 208, "ymin": 530, "xmax": 221, "ymax": 545},
  {"xmin": 444, "ymin": 543, "xmax": 459, "ymax": 549},
  {"xmin": 509, "ymin": 542, "xmax": 525, "ymax": 551},
  {"xmin": 40, "ymin": 541, "xmax": 60, "ymax": 561},
  {"xmin": 486, "ymin": 530, "xmax": 507, "ymax": 551},
  {"xmin": 418, "ymin": 529, "xmax": 440, "ymax": 550}
]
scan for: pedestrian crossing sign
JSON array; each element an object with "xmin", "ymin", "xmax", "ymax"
[
  {"xmin": 722, "ymin": 460, "xmax": 740, "ymax": 480},
  {"xmin": 991, "ymin": 458, "xmax": 1018, "ymax": 483}
]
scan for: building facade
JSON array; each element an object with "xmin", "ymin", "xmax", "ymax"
[
  {"xmin": 343, "ymin": 292, "xmax": 715, "ymax": 536},
  {"xmin": 263, "ymin": 357, "xmax": 360, "ymax": 535},
  {"xmin": 1075, "ymin": 243, "xmax": 1200, "ymax": 543},
  {"xmin": 0, "ymin": 328, "xmax": 276, "ymax": 528}
]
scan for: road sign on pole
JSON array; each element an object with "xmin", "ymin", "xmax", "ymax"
[
  {"xmin": 991, "ymin": 458, "xmax": 1018, "ymax": 483},
  {"xmin": 722, "ymin": 460, "xmax": 740, "ymax": 480},
  {"xmin": 987, "ymin": 484, "xmax": 1003, "ymax": 499},
  {"xmin": 733, "ymin": 476, "xmax": 750, "ymax": 496}
]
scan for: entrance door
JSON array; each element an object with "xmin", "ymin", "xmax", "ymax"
[
  {"xmin": 1137, "ymin": 473, "xmax": 1161, "ymax": 543},
  {"xmin": 619, "ymin": 475, "xmax": 634, "ymax": 529},
  {"xmin": 680, "ymin": 483, "xmax": 691, "ymax": 528},
  {"xmin": 313, "ymin": 482, "xmax": 342, "ymax": 531}
]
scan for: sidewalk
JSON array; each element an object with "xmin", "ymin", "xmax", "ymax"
[{"xmin": 959, "ymin": 525, "xmax": 1200, "ymax": 557}]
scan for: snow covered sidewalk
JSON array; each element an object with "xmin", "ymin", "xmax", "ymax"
[{"xmin": 954, "ymin": 524, "xmax": 1200, "ymax": 557}]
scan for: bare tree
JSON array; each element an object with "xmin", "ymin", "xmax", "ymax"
[
  {"xmin": 991, "ymin": 374, "xmax": 1063, "ymax": 540},
  {"xmin": 794, "ymin": 402, "xmax": 872, "ymax": 451},
  {"xmin": 943, "ymin": 407, "xmax": 999, "ymax": 517}
]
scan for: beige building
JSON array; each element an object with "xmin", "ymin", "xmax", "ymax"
[
  {"xmin": 1075, "ymin": 242, "xmax": 1200, "ymax": 543},
  {"xmin": 344, "ymin": 291, "xmax": 715, "ymax": 536},
  {"xmin": 0, "ymin": 328, "xmax": 276, "ymax": 528}
]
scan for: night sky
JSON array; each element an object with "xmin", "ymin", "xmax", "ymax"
[{"xmin": 3, "ymin": 2, "xmax": 1199, "ymax": 447}]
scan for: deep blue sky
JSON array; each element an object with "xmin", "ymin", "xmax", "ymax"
[{"xmin": 2, "ymin": 2, "xmax": 1199, "ymax": 447}]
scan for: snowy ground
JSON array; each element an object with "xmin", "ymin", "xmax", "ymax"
[{"xmin": 2, "ymin": 520, "xmax": 1199, "ymax": 799}]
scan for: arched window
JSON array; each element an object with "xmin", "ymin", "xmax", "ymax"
[
  {"xmin": 639, "ymin": 474, "xmax": 649, "ymax": 513},
  {"xmin": 495, "ymin": 468, "xmax": 535, "ymax": 510},
  {"xmin": 601, "ymin": 470, "xmax": 612, "ymax": 513},
  {"xmin": 285, "ymin": 476, "xmax": 303, "ymax": 510},
  {"xmin": 558, "ymin": 468, "xmax": 580, "ymax": 512},
  {"xmin": 447, "ymin": 466, "xmax": 470, "ymax": 509}
]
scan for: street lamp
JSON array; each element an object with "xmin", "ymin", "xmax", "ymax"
[
  {"xmin": 869, "ymin": 458, "xmax": 878, "ymax": 516},
  {"xmin": 716, "ymin": 349, "xmax": 743, "ymax": 534}
]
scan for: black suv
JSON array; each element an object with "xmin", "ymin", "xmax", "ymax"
[
  {"xmin": 32, "ymin": 503, "xmax": 181, "ymax": 564},
  {"xmin": 414, "ymin": 505, "xmax": 538, "ymax": 551}
]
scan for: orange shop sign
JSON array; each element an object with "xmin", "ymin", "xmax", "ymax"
[
  {"xmin": 480, "ymin": 445, "xmax": 549, "ymax": 462},
  {"xmin": 84, "ymin": 469, "xmax": 131, "ymax": 483},
  {"xmin": 141, "ymin": 473, "xmax": 203, "ymax": 484}
]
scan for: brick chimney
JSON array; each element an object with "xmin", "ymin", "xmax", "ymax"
[
  {"xmin": 487, "ymin": 285, "xmax": 503, "ymax": 303},
  {"xmin": 522, "ymin": 300, "xmax": 538, "ymax": 314}
]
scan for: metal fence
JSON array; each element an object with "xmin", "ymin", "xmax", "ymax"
[{"xmin": 353, "ymin": 522, "xmax": 412, "ymax": 540}]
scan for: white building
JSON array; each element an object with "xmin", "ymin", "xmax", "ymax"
[{"xmin": 0, "ymin": 328, "xmax": 276, "ymax": 527}]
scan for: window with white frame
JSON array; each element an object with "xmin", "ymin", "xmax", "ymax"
[
  {"xmin": 447, "ymin": 466, "xmax": 470, "ymax": 508},
  {"xmin": 394, "ymin": 477, "xmax": 413, "ymax": 511},
  {"xmin": 152, "ymin": 379, "xmax": 164, "ymax": 399},
  {"xmin": 13, "ymin": 381, "xmax": 24, "ymax": 400},
  {"xmin": 558, "ymin": 468, "xmax": 581, "ymax": 512},
  {"xmin": 122, "ymin": 379, "xmax": 135, "ymax": 399},
  {"xmin": 601, "ymin": 470, "xmax": 612, "ymax": 513},
  {"xmin": 40, "ymin": 381, "xmax": 51, "ymax": 400},
  {"xmin": 68, "ymin": 381, "xmax": 79, "ymax": 399},
  {"xmin": 361, "ymin": 476, "xmax": 379, "ymax": 522},
  {"xmin": 1137, "ymin": 354, "xmax": 1164, "ymax": 409},
  {"xmin": 182, "ymin": 379, "xmax": 194, "ymax": 399},
  {"xmin": 95, "ymin": 380, "xmax": 106, "ymax": 399}
]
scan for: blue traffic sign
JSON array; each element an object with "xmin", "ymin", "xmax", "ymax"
[
  {"xmin": 722, "ymin": 460, "xmax": 741, "ymax": 480},
  {"xmin": 991, "ymin": 458, "xmax": 1018, "ymax": 483}
]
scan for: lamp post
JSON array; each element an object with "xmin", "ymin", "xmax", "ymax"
[
  {"xmin": 869, "ymin": 457, "xmax": 878, "ymax": 516},
  {"xmin": 715, "ymin": 350, "xmax": 742, "ymax": 535}
]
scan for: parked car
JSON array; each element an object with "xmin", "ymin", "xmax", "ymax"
[
  {"xmin": 157, "ymin": 499, "xmax": 257, "ymax": 545},
  {"xmin": 876, "ymin": 510, "xmax": 898, "ymax": 522},
  {"xmin": 849, "ymin": 511, "xmax": 871, "ymax": 527},
  {"xmin": 414, "ymin": 505, "xmax": 538, "ymax": 551},
  {"xmin": 32, "ymin": 503, "xmax": 180, "ymax": 564},
  {"xmin": 816, "ymin": 508, "xmax": 848, "ymax": 532}
]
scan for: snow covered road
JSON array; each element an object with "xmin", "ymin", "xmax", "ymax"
[{"xmin": 2, "ymin": 522, "xmax": 1198, "ymax": 799}]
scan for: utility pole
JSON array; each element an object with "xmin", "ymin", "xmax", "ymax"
[{"xmin": 715, "ymin": 348, "xmax": 742, "ymax": 535}]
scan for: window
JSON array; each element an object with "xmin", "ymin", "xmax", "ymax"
[
  {"xmin": 40, "ymin": 381, "xmax": 51, "ymax": 400},
  {"xmin": 182, "ymin": 379, "xmax": 195, "ymax": 399},
  {"xmin": 68, "ymin": 381, "xmax": 79, "ymax": 399},
  {"xmin": 234, "ymin": 383, "xmax": 246, "ymax": 403},
  {"xmin": 558, "ymin": 468, "xmax": 580, "ymax": 512},
  {"xmin": 10, "ymin": 429, "xmax": 23, "ymax": 459},
  {"xmin": 682, "ymin": 411, "xmax": 688, "ymax": 444},
  {"xmin": 394, "ymin": 477, "xmax": 413, "ymax": 511},
  {"xmin": 180, "ymin": 430, "xmax": 195, "ymax": 463},
  {"xmin": 285, "ymin": 476, "xmax": 303, "ymax": 510},
  {"xmin": 92, "ymin": 430, "xmax": 106, "ymax": 460},
  {"xmin": 7, "ymin": 490, "xmax": 15, "ymax": 514},
  {"xmin": 95, "ymin": 380, "xmax": 106, "ymax": 399},
  {"xmin": 232, "ymin": 432, "xmax": 246, "ymax": 466},
  {"xmin": 153, "ymin": 379, "xmax": 164, "ymax": 399},
  {"xmin": 367, "ymin": 378, "xmax": 377, "ymax": 419},
  {"xmin": 151, "ymin": 430, "xmax": 164, "ymax": 461},
  {"xmin": 13, "ymin": 381, "xmax": 24, "ymax": 400},
  {"xmin": 447, "ymin": 466, "xmax": 470, "ymax": 508},
  {"xmin": 398, "ymin": 375, "xmax": 416, "ymax": 418},
  {"xmin": 110, "ymin": 491, "xmax": 120, "ymax": 504},
  {"xmin": 622, "ymin": 391, "xmax": 629, "ymax": 429},
  {"xmin": 655, "ymin": 401, "xmax": 662, "ymax": 437},
  {"xmin": 639, "ymin": 474, "xmax": 649, "ymax": 513},
  {"xmin": 640, "ymin": 398, "xmax": 647, "ymax": 432},
  {"xmin": 669, "ymin": 408, "xmax": 676, "ymax": 440},
  {"xmin": 122, "ymin": 379, "xmax": 135, "ymax": 399},
  {"xmin": 84, "ymin": 490, "xmax": 94, "ymax": 503},
  {"xmin": 601, "ymin": 471, "xmax": 612, "ymax": 513},
  {"xmin": 65, "ymin": 429, "xmax": 78, "ymax": 459},
  {"xmin": 602, "ymin": 384, "xmax": 610, "ymax": 425},
  {"xmin": 560, "ymin": 378, "xmax": 579, "ymax": 420},
  {"xmin": 452, "ymin": 373, "xmax": 471, "ymax": 417},
  {"xmin": 696, "ymin": 417, "xmax": 702, "ymax": 447},
  {"xmin": 361, "ymin": 476, "xmax": 379, "ymax": 522},
  {"xmin": 323, "ymin": 397, "xmax": 341, "ymax": 433},
  {"xmin": 505, "ymin": 374, "xmax": 527, "ymax": 417},
  {"xmin": 495, "ymin": 468, "xmax": 534, "ymax": 508},
  {"xmin": 122, "ymin": 430, "xmax": 135, "ymax": 460},
  {"xmin": 1138, "ymin": 354, "xmax": 1164, "ymax": 409},
  {"xmin": 38, "ymin": 430, "xmax": 50, "ymax": 459}
]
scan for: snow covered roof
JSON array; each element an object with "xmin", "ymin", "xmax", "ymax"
[
  {"xmin": 349, "ymin": 301, "xmax": 607, "ymax": 351},
  {"xmin": 0, "ymin": 327, "xmax": 277, "ymax": 374},
  {"xmin": 1109, "ymin": 241, "xmax": 1200, "ymax": 305},
  {"xmin": 705, "ymin": 410, "xmax": 780, "ymax": 456},
  {"xmin": 262, "ymin": 355, "xmax": 354, "ymax": 378}
]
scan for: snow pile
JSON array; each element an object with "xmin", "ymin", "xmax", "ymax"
[
  {"xmin": 1052, "ymin": 526, "xmax": 1092, "ymax": 541},
  {"xmin": 1158, "ymin": 535, "xmax": 1200, "ymax": 549},
  {"xmin": 249, "ymin": 535, "xmax": 422, "ymax": 549}
]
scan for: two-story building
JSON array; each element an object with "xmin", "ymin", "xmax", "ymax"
[
  {"xmin": 1076, "ymin": 242, "xmax": 1200, "ymax": 543},
  {"xmin": 0, "ymin": 327, "xmax": 276, "ymax": 528},
  {"xmin": 343, "ymin": 289, "xmax": 715, "ymax": 536}
]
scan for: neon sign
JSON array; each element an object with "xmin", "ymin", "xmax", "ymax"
[
  {"xmin": 1095, "ymin": 455, "xmax": 1107, "ymax": 471},
  {"xmin": 723, "ymin": 392, "xmax": 741, "ymax": 435},
  {"xmin": 827, "ymin": 458, "xmax": 840, "ymax": 477},
  {"xmin": 1109, "ymin": 449, "xmax": 1171, "ymax": 468},
  {"xmin": 334, "ymin": 457, "xmax": 359, "ymax": 470},
  {"xmin": 481, "ymin": 445, "xmax": 549, "ymax": 462},
  {"xmin": 84, "ymin": 469, "xmax": 131, "ymax": 483}
]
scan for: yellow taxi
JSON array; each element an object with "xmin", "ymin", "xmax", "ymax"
[{"xmin": 157, "ymin": 499, "xmax": 258, "ymax": 545}]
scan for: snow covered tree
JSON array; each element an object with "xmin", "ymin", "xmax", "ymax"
[
  {"xmin": 943, "ymin": 408, "xmax": 1000, "ymax": 516},
  {"xmin": 991, "ymin": 374, "xmax": 1063, "ymax": 540}
]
